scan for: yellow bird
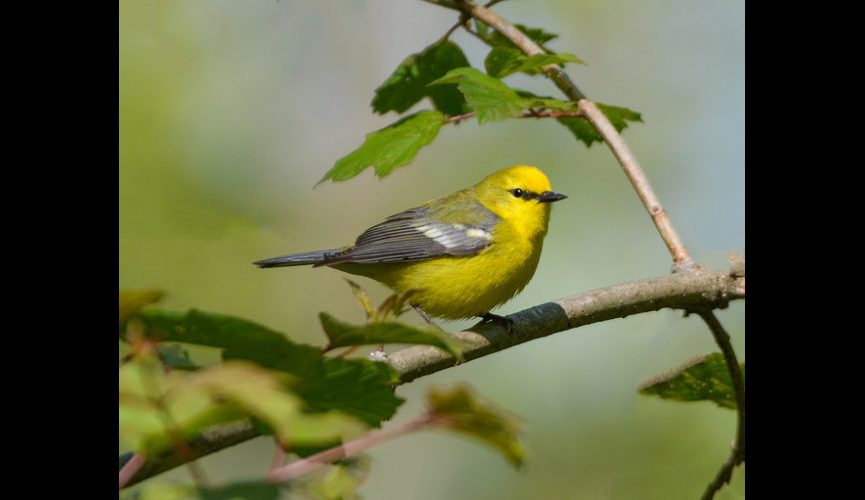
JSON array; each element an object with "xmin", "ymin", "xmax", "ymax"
[{"xmin": 254, "ymin": 165, "xmax": 566, "ymax": 325}]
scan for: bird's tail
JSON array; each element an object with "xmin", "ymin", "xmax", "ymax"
[{"xmin": 253, "ymin": 249, "xmax": 340, "ymax": 268}]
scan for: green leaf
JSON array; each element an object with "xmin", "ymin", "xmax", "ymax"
[
  {"xmin": 484, "ymin": 47, "xmax": 584, "ymax": 79},
  {"xmin": 199, "ymin": 481, "xmax": 281, "ymax": 500},
  {"xmin": 131, "ymin": 483, "xmax": 197, "ymax": 500},
  {"xmin": 120, "ymin": 288, "xmax": 164, "ymax": 325},
  {"xmin": 319, "ymin": 110, "xmax": 444, "ymax": 184},
  {"xmin": 320, "ymin": 312, "xmax": 464, "ymax": 360},
  {"xmin": 483, "ymin": 47, "xmax": 522, "ymax": 78},
  {"xmin": 557, "ymin": 102, "xmax": 643, "ymax": 147},
  {"xmin": 181, "ymin": 361, "xmax": 366, "ymax": 446},
  {"xmin": 638, "ymin": 353, "xmax": 744, "ymax": 409},
  {"xmin": 157, "ymin": 344, "xmax": 199, "ymax": 371},
  {"xmin": 483, "ymin": 23, "xmax": 559, "ymax": 50},
  {"xmin": 474, "ymin": 19, "xmax": 489, "ymax": 37},
  {"xmin": 432, "ymin": 68, "xmax": 576, "ymax": 124},
  {"xmin": 309, "ymin": 456, "xmax": 371, "ymax": 500},
  {"xmin": 427, "ymin": 383, "xmax": 525, "ymax": 467},
  {"xmin": 345, "ymin": 280, "xmax": 374, "ymax": 321},
  {"xmin": 432, "ymin": 68, "xmax": 523, "ymax": 123},
  {"xmin": 119, "ymin": 351, "xmax": 248, "ymax": 457},
  {"xmin": 295, "ymin": 357, "xmax": 401, "ymax": 427},
  {"xmin": 131, "ymin": 481, "xmax": 281, "ymax": 500},
  {"xmin": 131, "ymin": 308, "xmax": 404, "ymax": 426},
  {"xmin": 120, "ymin": 357, "xmax": 367, "ymax": 457},
  {"xmin": 372, "ymin": 41, "xmax": 470, "ymax": 116}
]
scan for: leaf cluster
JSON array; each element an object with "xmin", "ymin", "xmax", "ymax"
[{"xmin": 319, "ymin": 23, "xmax": 641, "ymax": 183}]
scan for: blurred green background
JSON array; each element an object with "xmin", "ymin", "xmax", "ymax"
[{"xmin": 120, "ymin": 0, "xmax": 744, "ymax": 498}]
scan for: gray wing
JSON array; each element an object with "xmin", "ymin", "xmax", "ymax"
[{"xmin": 321, "ymin": 205, "xmax": 499, "ymax": 265}]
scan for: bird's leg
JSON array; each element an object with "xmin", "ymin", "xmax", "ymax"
[
  {"xmin": 412, "ymin": 304, "xmax": 444, "ymax": 331},
  {"xmin": 479, "ymin": 312, "xmax": 515, "ymax": 336}
]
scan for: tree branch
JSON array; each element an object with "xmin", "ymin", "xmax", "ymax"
[
  {"xmin": 389, "ymin": 264, "xmax": 743, "ymax": 382},
  {"xmin": 697, "ymin": 310, "xmax": 745, "ymax": 500},
  {"xmin": 121, "ymin": 260, "xmax": 744, "ymax": 486},
  {"xmin": 122, "ymin": 420, "xmax": 260, "ymax": 488},
  {"xmin": 424, "ymin": 0, "xmax": 694, "ymax": 269}
]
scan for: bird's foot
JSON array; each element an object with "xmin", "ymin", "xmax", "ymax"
[{"xmin": 479, "ymin": 312, "xmax": 515, "ymax": 336}]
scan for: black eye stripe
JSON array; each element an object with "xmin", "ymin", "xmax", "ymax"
[{"xmin": 509, "ymin": 188, "xmax": 539, "ymax": 200}]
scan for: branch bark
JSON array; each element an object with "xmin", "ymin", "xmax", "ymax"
[
  {"xmin": 697, "ymin": 310, "xmax": 745, "ymax": 500},
  {"xmin": 122, "ymin": 420, "xmax": 260, "ymax": 488},
  {"xmin": 121, "ymin": 261, "xmax": 744, "ymax": 487},
  {"xmin": 389, "ymin": 265, "xmax": 742, "ymax": 382}
]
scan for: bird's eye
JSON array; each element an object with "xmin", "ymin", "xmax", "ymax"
[{"xmin": 510, "ymin": 188, "xmax": 524, "ymax": 198}]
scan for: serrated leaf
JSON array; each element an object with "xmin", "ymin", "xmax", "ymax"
[
  {"xmin": 557, "ymin": 102, "xmax": 643, "ymax": 147},
  {"xmin": 319, "ymin": 110, "xmax": 444, "ymax": 184},
  {"xmin": 120, "ymin": 289, "xmax": 164, "ymax": 325},
  {"xmin": 483, "ymin": 23, "xmax": 559, "ymax": 50},
  {"xmin": 295, "ymin": 357, "xmax": 402, "ymax": 427},
  {"xmin": 119, "ymin": 351, "xmax": 248, "ymax": 456},
  {"xmin": 432, "ymin": 68, "xmax": 524, "ymax": 123},
  {"xmin": 485, "ymin": 47, "xmax": 584, "ymax": 79},
  {"xmin": 427, "ymin": 383, "xmax": 525, "ymax": 467},
  {"xmin": 131, "ymin": 308, "xmax": 404, "ymax": 426},
  {"xmin": 432, "ymin": 68, "xmax": 576, "ymax": 124},
  {"xmin": 372, "ymin": 41, "xmax": 470, "ymax": 116},
  {"xmin": 320, "ymin": 312, "xmax": 464, "ymax": 360},
  {"xmin": 120, "ymin": 358, "xmax": 367, "ymax": 458},
  {"xmin": 183, "ymin": 362, "xmax": 366, "ymax": 446},
  {"xmin": 638, "ymin": 353, "xmax": 744, "ymax": 409}
]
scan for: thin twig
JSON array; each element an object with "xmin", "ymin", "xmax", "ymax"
[
  {"xmin": 439, "ymin": 14, "xmax": 468, "ymax": 43},
  {"xmin": 578, "ymin": 101, "xmax": 692, "ymax": 268},
  {"xmin": 267, "ymin": 414, "xmax": 435, "ymax": 483},
  {"xmin": 696, "ymin": 310, "xmax": 745, "ymax": 500},
  {"xmin": 424, "ymin": 0, "xmax": 694, "ymax": 269},
  {"xmin": 270, "ymin": 439, "xmax": 287, "ymax": 471},
  {"xmin": 122, "ymin": 420, "xmax": 259, "ymax": 489},
  {"xmin": 119, "ymin": 453, "xmax": 146, "ymax": 489}
]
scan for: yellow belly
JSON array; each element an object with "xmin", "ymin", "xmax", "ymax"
[{"xmin": 333, "ymin": 231, "xmax": 543, "ymax": 320}]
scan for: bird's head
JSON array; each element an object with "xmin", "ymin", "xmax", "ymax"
[{"xmin": 474, "ymin": 165, "xmax": 567, "ymax": 238}]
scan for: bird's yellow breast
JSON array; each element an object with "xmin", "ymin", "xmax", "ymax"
[{"xmin": 334, "ymin": 217, "xmax": 545, "ymax": 319}]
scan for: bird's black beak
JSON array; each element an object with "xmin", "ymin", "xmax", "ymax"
[{"xmin": 538, "ymin": 191, "xmax": 568, "ymax": 203}]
